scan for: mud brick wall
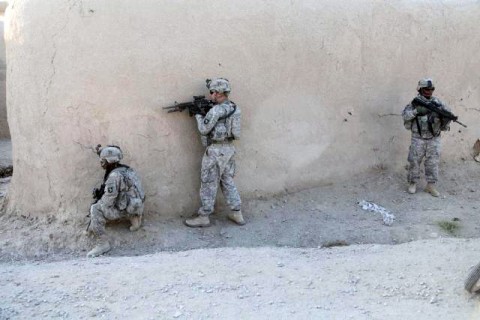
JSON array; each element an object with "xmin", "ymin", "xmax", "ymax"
[{"xmin": 4, "ymin": 0, "xmax": 480, "ymax": 218}]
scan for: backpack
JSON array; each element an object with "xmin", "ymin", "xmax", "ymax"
[
  {"xmin": 121, "ymin": 167, "xmax": 145, "ymax": 214},
  {"xmin": 122, "ymin": 167, "xmax": 145, "ymax": 202}
]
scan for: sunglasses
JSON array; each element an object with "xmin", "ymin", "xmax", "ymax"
[
  {"xmin": 423, "ymin": 88, "xmax": 435, "ymax": 91},
  {"xmin": 210, "ymin": 90, "xmax": 216, "ymax": 94}
]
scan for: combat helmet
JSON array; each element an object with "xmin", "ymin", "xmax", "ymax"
[
  {"xmin": 417, "ymin": 78, "xmax": 435, "ymax": 91},
  {"xmin": 98, "ymin": 145, "xmax": 123, "ymax": 164},
  {"xmin": 206, "ymin": 78, "xmax": 231, "ymax": 94}
]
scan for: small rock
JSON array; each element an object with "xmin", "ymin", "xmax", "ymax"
[{"xmin": 173, "ymin": 311, "xmax": 183, "ymax": 318}]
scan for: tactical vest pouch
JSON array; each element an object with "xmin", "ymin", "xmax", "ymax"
[{"xmin": 210, "ymin": 122, "xmax": 228, "ymax": 141}]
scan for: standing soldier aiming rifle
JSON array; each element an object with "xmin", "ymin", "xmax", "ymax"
[
  {"xmin": 178, "ymin": 78, "xmax": 244, "ymax": 227},
  {"xmin": 402, "ymin": 78, "xmax": 464, "ymax": 197}
]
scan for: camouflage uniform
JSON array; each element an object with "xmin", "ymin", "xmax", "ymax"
[
  {"xmin": 195, "ymin": 100, "xmax": 242, "ymax": 216},
  {"xmin": 402, "ymin": 95, "xmax": 451, "ymax": 184},
  {"xmin": 89, "ymin": 166, "xmax": 145, "ymax": 235}
]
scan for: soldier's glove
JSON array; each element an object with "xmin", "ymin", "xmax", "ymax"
[
  {"xmin": 415, "ymin": 106, "xmax": 430, "ymax": 116},
  {"xmin": 189, "ymin": 106, "xmax": 204, "ymax": 117}
]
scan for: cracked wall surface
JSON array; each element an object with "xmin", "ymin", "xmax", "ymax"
[{"xmin": 4, "ymin": 0, "xmax": 480, "ymax": 218}]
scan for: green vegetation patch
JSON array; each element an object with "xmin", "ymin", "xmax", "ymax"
[{"xmin": 437, "ymin": 220, "xmax": 460, "ymax": 235}]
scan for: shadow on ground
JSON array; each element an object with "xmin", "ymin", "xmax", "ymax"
[{"xmin": 1, "ymin": 158, "xmax": 480, "ymax": 263}]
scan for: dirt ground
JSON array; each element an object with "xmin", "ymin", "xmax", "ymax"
[
  {"xmin": 1, "ymin": 239, "xmax": 480, "ymax": 319},
  {"xmin": 1, "ymin": 157, "xmax": 480, "ymax": 262},
  {"xmin": 2, "ymin": 139, "xmax": 480, "ymax": 318}
]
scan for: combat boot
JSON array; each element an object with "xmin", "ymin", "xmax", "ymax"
[
  {"xmin": 425, "ymin": 183, "xmax": 440, "ymax": 197},
  {"xmin": 408, "ymin": 183, "xmax": 416, "ymax": 194},
  {"xmin": 184, "ymin": 215, "xmax": 211, "ymax": 228},
  {"xmin": 227, "ymin": 210, "xmax": 246, "ymax": 225},
  {"xmin": 472, "ymin": 279, "xmax": 480, "ymax": 294},
  {"xmin": 87, "ymin": 235, "xmax": 111, "ymax": 258},
  {"xmin": 129, "ymin": 215, "xmax": 142, "ymax": 231}
]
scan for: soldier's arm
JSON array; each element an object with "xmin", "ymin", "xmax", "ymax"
[
  {"xmin": 195, "ymin": 105, "xmax": 227, "ymax": 135},
  {"xmin": 402, "ymin": 103, "xmax": 418, "ymax": 121},
  {"xmin": 98, "ymin": 172, "xmax": 121, "ymax": 207}
]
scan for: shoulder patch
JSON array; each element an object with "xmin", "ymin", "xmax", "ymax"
[{"xmin": 204, "ymin": 119, "xmax": 210, "ymax": 124}]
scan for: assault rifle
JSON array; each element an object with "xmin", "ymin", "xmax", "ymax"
[
  {"xmin": 412, "ymin": 97, "xmax": 467, "ymax": 128},
  {"xmin": 163, "ymin": 95, "xmax": 214, "ymax": 117}
]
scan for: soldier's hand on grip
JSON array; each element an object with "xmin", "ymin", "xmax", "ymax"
[{"xmin": 415, "ymin": 106, "xmax": 430, "ymax": 116}]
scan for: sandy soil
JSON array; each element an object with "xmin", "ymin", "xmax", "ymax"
[
  {"xmin": 1, "ymin": 239, "xmax": 480, "ymax": 319},
  {"xmin": 1, "ymin": 140, "xmax": 480, "ymax": 318}
]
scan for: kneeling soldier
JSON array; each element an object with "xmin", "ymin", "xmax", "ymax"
[{"xmin": 86, "ymin": 145, "xmax": 145, "ymax": 257}]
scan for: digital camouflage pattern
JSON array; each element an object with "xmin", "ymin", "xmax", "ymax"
[
  {"xmin": 402, "ymin": 95, "xmax": 451, "ymax": 139},
  {"xmin": 99, "ymin": 146, "xmax": 123, "ymax": 163},
  {"xmin": 416, "ymin": 78, "xmax": 435, "ymax": 91},
  {"xmin": 195, "ymin": 100, "xmax": 242, "ymax": 216},
  {"xmin": 402, "ymin": 94, "xmax": 451, "ymax": 184},
  {"xmin": 197, "ymin": 144, "xmax": 241, "ymax": 215},
  {"xmin": 195, "ymin": 100, "xmax": 238, "ymax": 143},
  {"xmin": 89, "ymin": 167, "xmax": 145, "ymax": 235},
  {"xmin": 407, "ymin": 136, "xmax": 441, "ymax": 183},
  {"xmin": 206, "ymin": 78, "xmax": 231, "ymax": 93}
]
